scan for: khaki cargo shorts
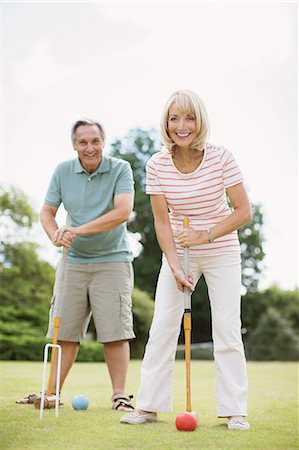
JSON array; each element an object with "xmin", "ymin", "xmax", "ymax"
[{"xmin": 47, "ymin": 260, "xmax": 135, "ymax": 343}]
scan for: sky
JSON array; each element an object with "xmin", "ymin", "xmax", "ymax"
[{"xmin": 1, "ymin": 1, "xmax": 298, "ymax": 290}]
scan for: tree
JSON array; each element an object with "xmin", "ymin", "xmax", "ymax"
[
  {"xmin": 242, "ymin": 285, "xmax": 299, "ymax": 341},
  {"xmin": 0, "ymin": 186, "xmax": 56, "ymax": 359},
  {"xmin": 238, "ymin": 203, "xmax": 265, "ymax": 293},
  {"xmin": 110, "ymin": 128, "xmax": 162, "ymax": 295},
  {"xmin": 0, "ymin": 186, "xmax": 54, "ymax": 320},
  {"xmin": 262, "ymin": 285, "xmax": 299, "ymax": 333},
  {"xmin": 0, "ymin": 185, "xmax": 155, "ymax": 361},
  {"xmin": 0, "ymin": 185, "xmax": 37, "ymax": 229}
]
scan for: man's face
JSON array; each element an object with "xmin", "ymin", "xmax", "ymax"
[{"xmin": 74, "ymin": 125, "xmax": 104, "ymax": 173}]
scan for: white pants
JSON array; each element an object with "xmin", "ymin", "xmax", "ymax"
[{"xmin": 136, "ymin": 253, "xmax": 248, "ymax": 417}]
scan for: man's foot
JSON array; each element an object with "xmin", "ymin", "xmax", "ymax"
[
  {"xmin": 120, "ymin": 410, "xmax": 157, "ymax": 424},
  {"xmin": 228, "ymin": 416, "xmax": 250, "ymax": 430},
  {"xmin": 112, "ymin": 393, "xmax": 135, "ymax": 412},
  {"xmin": 34, "ymin": 394, "xmax": 63, "ymax": 409},
  {"xmin": 16, "ymin": 393, "xmax": 39, "ymax": 404}
]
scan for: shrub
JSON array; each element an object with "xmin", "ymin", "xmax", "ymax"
[
  {"xmin": 77, "ymin": 341, "xmax": 104, "ymax": 362},
  {"xmin": 130, "ymin": 287, "xmax": 154, "ymax": 358},
  {"xmin": 176, "ymin": 347, "xmax": 214, "ymax": 360},
  {"xmin": 0, "ymin": 332, "xmax": 105, "ymax": 362},
  {"xmin": 0, "ymin": 333, "xmax": 47, "ymax": 360},
  {"xmin": 0, "ymin": 287, "xmax": 154, "ymax": 361},
  {"xmin": 247, "ymin": 308, "xmax": 299, "ymax": 361}
]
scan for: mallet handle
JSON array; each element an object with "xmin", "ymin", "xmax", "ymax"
[
  {"xmin": 183, "ymin": 218, "xmax": 190, "ymax": 310},
  {"xmin": 183, "ymin": 218, "xmax": 192, "ymax": 412}
]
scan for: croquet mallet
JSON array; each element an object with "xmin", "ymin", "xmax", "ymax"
[
  {"xmin": 183, "ymin": 218, "xmax": 198, "ymax": 422},
  {"xmin": 39, "ymin": 247, "xmax": 68, "ymax": 418}
]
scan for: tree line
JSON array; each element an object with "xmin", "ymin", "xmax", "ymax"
[{"xmin": 1, "ymin": 129, "xmax": 298, "ymax": 361}]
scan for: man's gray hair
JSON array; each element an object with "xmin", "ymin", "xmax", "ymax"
[{"xmin": 71, "ymin": 119, "xmax": 106, "ymax": 147}]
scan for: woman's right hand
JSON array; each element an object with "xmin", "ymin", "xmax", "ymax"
[{"xmin": 172, "ymin": 268, "xmax": 194, "ymax": 293}]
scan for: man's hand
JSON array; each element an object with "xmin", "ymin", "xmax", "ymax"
[{"xmin": 52, "ymin": 226, "xmax": 76, "ymax": 248}]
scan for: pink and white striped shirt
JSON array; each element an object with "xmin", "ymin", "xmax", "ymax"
[{"xmin": 145, "ymin": 143, "xmax": 244, "ymax": 256}]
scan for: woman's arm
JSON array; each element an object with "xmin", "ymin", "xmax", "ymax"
[
  {"xmin": 178, "ymin": 182, "xmax": 252, "ymax": 247},
  {"xmin": 151, "ymin": 194, "xmax": 194, "ymax": 292}
]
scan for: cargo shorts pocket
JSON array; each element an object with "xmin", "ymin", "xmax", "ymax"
[
  {"xmin": 48, "ymin": 295, "xmax": 56, "ymax": 320},
  {"xmin": 119, "ymin": 291, "xmax": 135, "ymax": 339}
]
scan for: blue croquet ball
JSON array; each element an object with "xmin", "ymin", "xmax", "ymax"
[{"xmin": 72, "ymin": 394, "xmax": 89, "ymax": 410}]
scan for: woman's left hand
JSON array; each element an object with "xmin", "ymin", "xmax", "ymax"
[{"xmin": 178, "ymin": 227, "xmax": 208, "ymax": 247}]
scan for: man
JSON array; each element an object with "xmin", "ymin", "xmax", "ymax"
[{"xmin": 17, "ymin": 119, "xmax": 135, "ymax": 411}]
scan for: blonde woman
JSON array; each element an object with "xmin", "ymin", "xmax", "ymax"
[{"xmin": 121, "ymin": 90, "xmax": 252, "ymax": 429}]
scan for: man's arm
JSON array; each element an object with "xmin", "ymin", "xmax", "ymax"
[
  {"xmin": 40, "ymin": 204, "xmax": 75, "ymax": 247},
  {"xmin": 55, "ymin": 192, "xmax": 133, "ymax": 242}
]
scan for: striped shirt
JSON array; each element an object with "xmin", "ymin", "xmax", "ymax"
[{"xmin": 145, "ymin": 143, "xmax": 243, "ymax": 256}]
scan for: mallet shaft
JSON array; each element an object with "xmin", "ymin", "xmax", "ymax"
[{"xmin": 183, "ymin": 217, "xmax": 192, "ymax": 413}]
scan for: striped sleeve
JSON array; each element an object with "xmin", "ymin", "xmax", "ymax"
[
  {"xmin": 219, "ymin": 147, "xmax": 244, "ymax": 188},
  {"xmin": 145, "ymin": 156, "xmax": 163, "ymax": 194}
]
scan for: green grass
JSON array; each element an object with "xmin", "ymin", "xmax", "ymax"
[{"xmin": 1, "ymin": 360, "xmax": 298, "ymax": 449}]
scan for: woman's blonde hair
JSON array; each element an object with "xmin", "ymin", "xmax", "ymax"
[{"xmin": 160, "ymin": 90, "xmax": 209, "ymax": 153}]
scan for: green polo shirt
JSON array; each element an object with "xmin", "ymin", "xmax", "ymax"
[{"xmin": 45, "ymin": 155, "xmax": 134, "ymax": 263}]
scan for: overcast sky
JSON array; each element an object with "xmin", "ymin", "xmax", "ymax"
[{"xmin": 2, "ymin": 1, "xmax": 298, "ymax": 290}]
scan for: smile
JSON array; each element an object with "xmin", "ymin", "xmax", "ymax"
[{"xmin": 176, "ymin": 133, "xmax": 191, "ymax": 137}]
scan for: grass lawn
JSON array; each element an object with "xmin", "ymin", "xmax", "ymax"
[{"xmin": 1, "ymin": 360, "xmax": 298, "ymax": 449}]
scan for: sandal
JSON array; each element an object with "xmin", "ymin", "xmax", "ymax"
[
  {"xmin": 112, "ymin": 393, "xmax": 134, "ymax": 412},
  {"xmin": 16, "ymin": 393, "xmax": 39, "ymax": 404},
  {"xmin": 34, "ymin": 394, "xmax": 63, "ymax": 409}
]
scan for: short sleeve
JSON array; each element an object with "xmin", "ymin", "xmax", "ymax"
[
  {"xmin": 219, "ymin": 147, "xmax": 244, "ymax": 188},
  {"xmin": 145, "ymin": 157, "xmax": 163, "ymax": 194},
  {"xmin": 114, "ymin": 161, "xmax": 134, "ymax": 195},
  {"xmin": 44, "ymin": 164, "xmax": 62, "ymax": 207}
]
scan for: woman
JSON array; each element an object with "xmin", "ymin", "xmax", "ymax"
[{"xmin": 121, "ymin": 90, "xmax": 252, "ymax": 430}]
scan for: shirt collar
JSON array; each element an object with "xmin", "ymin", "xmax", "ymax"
[{"xmin": 74, "ymin": 155, "xmax": 110, "ymax": 174}]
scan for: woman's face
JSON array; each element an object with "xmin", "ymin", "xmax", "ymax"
[{"xmin": 167, "ymin": 102, "xmax": 197, "ymax": 149}]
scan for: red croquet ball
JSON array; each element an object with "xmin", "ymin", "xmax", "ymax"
[{"xmin": 175, "ymin": 412, "xmax": 198, "ymax": 431}]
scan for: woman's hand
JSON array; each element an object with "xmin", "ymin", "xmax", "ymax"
[
  {"xmin": 172, "ymin": 268, "xmax": 194, "ymax": 293},
  {"xmin": 177, "ymin": 227, "xmax": 208, "ymax": 247},
  {"xmin": 52, "ymin": 226, "xmax": 77, "ymax": 248}
]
